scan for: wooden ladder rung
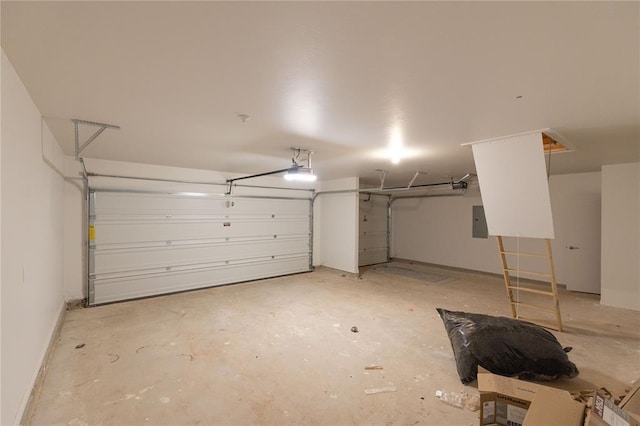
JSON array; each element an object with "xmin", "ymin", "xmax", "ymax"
[
  {"xmin": 510, "ymin": 301, "xmax": 558, "ymax": 313},
  {"xmin": 497, "ymin": 236, "xmax": 563, "ymax": 332},
  {"xmin": 507, "ymin": 285, "xmax": 554, "ymax": 296},
  {"xmin": 505, "ymin": 269, "xmax": 552, "ymax": 277},
  {"xmin": 500, "ymin": 250, "xmax": 547, "ymax": 258}
]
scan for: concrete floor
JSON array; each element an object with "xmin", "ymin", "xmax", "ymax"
[{"xmin": 26, "ymin": 262, "xmax": 640, "ymax": 425}]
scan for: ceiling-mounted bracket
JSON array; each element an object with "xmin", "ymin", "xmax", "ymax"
[
  {"xmin": 376, "ymin": 169, "xmax": 388, "ymax": 190},
  {"xmin": 454, "ymin": 173, "xmax": 476, "ymax": 184},
  {"xmin": 72, "ymin": 118, "xmax": 120, "ymax": 160},
  {"xmin": 290, "ymin": 147, "xmax": 314, "ymax": 169},
  {"xmin": 407, "ymin": 171, "xmax": 428, "ymax": 189},
  {"xmin": 364, "ymin": 171, "xmax": 471, "ymax": 193}
]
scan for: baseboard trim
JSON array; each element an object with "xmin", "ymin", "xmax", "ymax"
[
  {"xmin": 19, "ymin": 301, "xmax": 67, "ymax": 425},
  {"xmin": 315, "ymin": 265, "xmax": 360, "ymax": 279},
  {"xmin": 388, "ymin": 258, "xmax": 568, "ymax": 289},
  {"xmin": 66, "ymin": 298, "xmax": 85, "ymax": 310}
]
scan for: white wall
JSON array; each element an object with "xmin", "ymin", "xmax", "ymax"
[
  {"xmin": 1, "ymin": 51, "xmax": 66, "ymax": 425},
  {"xmin": 601, "ymin": 163, "xmax": 640, "ymax": 311},
  {"xmin": 548, "ymin": 172, "xmax": 601, "ymax": 290},
  {"xmin": 392, "ymin": 173, "xmax": 603, "ymax": 285},
  {"xmin": 313, "ymin": 177, "xmax": 359, "ymax": 274},
  {"xmin": 392, "ymin": 187, "xmax": 500, "ymax": 274},
  {"xmin": 0, "ymin": 36, "xmax": 4, "ymax": 426}
]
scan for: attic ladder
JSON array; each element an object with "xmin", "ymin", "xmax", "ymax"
[{"xmin": 496, "ymin": 236, "xmax": 563, "ymax": 331}]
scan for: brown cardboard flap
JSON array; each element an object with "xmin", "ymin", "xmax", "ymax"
[
  {"xmin": 594, "ymin": 387, "xmax": 640, "ymax": 426},
  {"xmin": 478, "ymin": 369, "xmax": 585, "ymax": 426},
  {"xmin": 478, "ymin": 370, "xmax": 541, "ymax": 401},
  {"xmin": 620, "ymin": 380, "xmax": 640, "ymax": 416},
  {"xmin": 524, "ymin": 387, "xmax": 585, "ymax": 426}
]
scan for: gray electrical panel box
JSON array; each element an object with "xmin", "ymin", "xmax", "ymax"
[{"xmin": 472, "ymin": 205, "xmax": 488, "ymax": 238}]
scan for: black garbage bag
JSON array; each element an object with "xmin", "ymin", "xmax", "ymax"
[{"xmin": 436, "ymin": 308, "xmax": 579, "ymax": 385}]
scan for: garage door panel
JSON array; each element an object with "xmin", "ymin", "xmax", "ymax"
[
  {"xmin": 359, "ymin": 248, "xmax": 388, "ymax": 266},
  {"xmin": 95, "ymin": 213, "xmax": 308, "ymax": 222},
  {"xmin": 89, "ymin": 191, "xmax": 312, "ymax": 305},
  {"xmin": 91, "ymin": 256, "xmax": 310, "ymax": 305},
  {"xmin": 360, "ymin": 217, "xmax": 387, "ymax": 233},
  {"xmin": 93, "ymin": 219, "xmax": 310, "ymax": 245},
  {"xmin": 359, "ymin": 234, "xmax": 387, "ymax": 249},
  {"xmin": 94, "ymin": 193, "xmax": 309, "ymax": 216},
  {"xmin": 359, "ymin": 195, "xmax": 389, "ymax": 266},
  {"xmin": 94, "ymin": 252, "xmax": 308, "ymax": 281},
  {"xmin": 94, "ymin": 238, "xmax": 310, "ymax": 274},
  {"xmin": 95, "ymin": 193, "xmax": 228, "ymax": 213}
]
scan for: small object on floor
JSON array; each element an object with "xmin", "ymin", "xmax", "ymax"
[
  {"xmin": 364, "ymin": 386, "xmax": 397, "ymax": 395},
  {"xmin": 351, "ymin": 326, "xmax": 359, "ymax": 333},
  {"xmin": 435, "ymin": 389, "xmax": 480, "ymax": 411},
  {"xmin": 365, "ymin": 365, "xmax": 383, "ymax": 370},
  {"xmin": 75, "ymin": 343, "xmax": 85, "ymax": 349}
]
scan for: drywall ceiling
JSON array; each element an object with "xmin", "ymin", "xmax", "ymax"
[{"xmin": 2, "ymin": 1, "xmax": 638, "ymax": 186}]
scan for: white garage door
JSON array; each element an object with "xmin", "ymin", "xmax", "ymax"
[
  {"xmin": 359, "ymin": 194, "xmax": 389, "ymax": 266},
  {"xmin": 88, "ymin": 190, "xmax": 312, "ymax": 305}
]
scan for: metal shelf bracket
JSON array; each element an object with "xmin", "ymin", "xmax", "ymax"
[{"xmin": 72, "ymin": 118, "xmax": 120, "ymax": 159}]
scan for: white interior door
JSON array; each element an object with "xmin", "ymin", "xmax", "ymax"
[
  {"xmin": 359, "ymin": 194, "xmax": 389, "ymax": 266},
  {"xmin": 89, "ymin": 191, "xmax": 312, "ymax": 305},
  {"xmin": 565, "ymin": 193, "xmax": 601, "ymax": 294}
]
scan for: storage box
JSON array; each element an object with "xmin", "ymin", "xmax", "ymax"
[
  {"xmin": 587, "ymin": 384, "xmax": 640, "ymax": 426},
  {"xmin": 620, "ymin": 380, "xmax": 640, "ymax": 419},
  {"xmin": 478, "ymin": 369, "xmax": 585, "ymax": 426}
]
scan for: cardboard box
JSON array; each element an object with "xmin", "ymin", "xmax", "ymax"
[
  {"xmin": 478, "ymin": 369, "xmax": 585, "ymax": 426},
  {"xmin": 620, "ymin": 380, "xmax": 640, "ymax": 418},
  {"xmin": 587, "ymin": 384, "xmax": 640, "ymax": 426}
]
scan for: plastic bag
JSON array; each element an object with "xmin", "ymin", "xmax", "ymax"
[{"xmin": 436, "ymin": 308, "xmax": 579, "ymax": 384}]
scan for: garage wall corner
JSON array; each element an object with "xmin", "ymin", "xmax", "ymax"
[
  {"xmin": 313, "ymin": 177, "xmax": 359, "ymax": 274},
  {"xmin": 601, "ymin": 162, "xmax": 640, "ymax": 311}
]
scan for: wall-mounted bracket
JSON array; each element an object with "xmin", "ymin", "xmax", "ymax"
[{"xmin": 72, "ymin": 118, "xmax": 120, "ymax": 159}]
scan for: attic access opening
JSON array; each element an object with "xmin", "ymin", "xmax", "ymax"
[{"xmin": 542, "ymin": 132, "xmax": 571, "ymax": 154}]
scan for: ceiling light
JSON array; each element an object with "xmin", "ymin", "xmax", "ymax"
[
  {"xmin": 284, "ymin": 167, "xmax": 317, "ymax": 182},
  {"xmin": 389, "ymin": 125, "xmax": 403, "ymax": 163},
  {"xmin": 370, "ymin": 124, "xmax": 421, "ymax": 164},
  {"xmin": 175, "ymin": 192, "xmax": 208, "ymax": 197},
  {"xmin": 225, "ymin": 147, "xmax": 317, "ymax": 195}
]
